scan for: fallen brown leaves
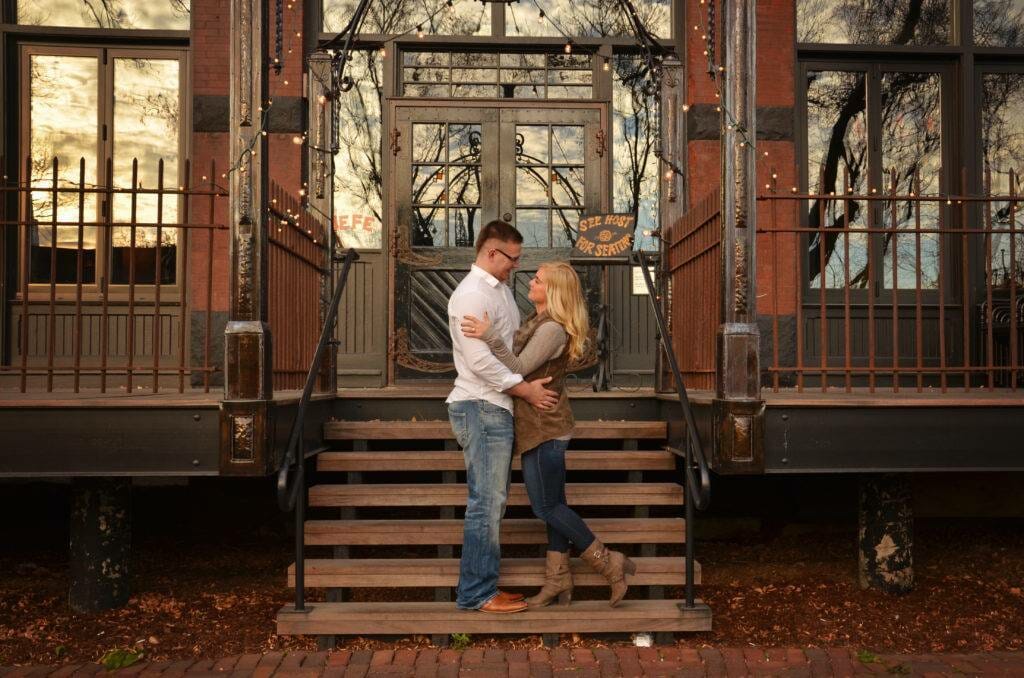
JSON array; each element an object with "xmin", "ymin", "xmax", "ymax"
[{"xmin": 2, "ymin": 517, "xmax": 1023, "ymax": 665}]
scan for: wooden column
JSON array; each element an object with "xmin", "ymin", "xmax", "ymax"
[
  {"xmin": 658, "ymin": 55, "xmax": 686, "ymax": 392},
  {"xmin": 714, "ymin": 0, "xmax": 765, "ymax": 473},
  {"xmin": 858, "ymin": 474, "xmax": 914, "ymax": 593},
  {"xmin": 221, "ymin": 0, "xmax": 273, "ymax": 474},
  {"xmin": 308, "ymin": 52, "xmax": 337, "ymax": 393},
  {"xmin": 69, "ymin": 478, "xmax": 131, "ymax": 612}
]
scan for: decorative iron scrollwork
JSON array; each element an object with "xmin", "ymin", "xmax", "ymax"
[
  {"xmin": 595, "ymin": 129, "xmax": 607, "ymax": 158},
  {"xmin": 390, "ymin": 128, "xmax": 402, "ymax": 156},
  {"xmin": 393, "ymin": 327, "xmax": 455, "ymax": 373}
]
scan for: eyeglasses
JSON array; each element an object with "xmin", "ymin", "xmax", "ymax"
[{"xmin": 492, "ymin": 248, "xmax": 521, "ymax": 265}]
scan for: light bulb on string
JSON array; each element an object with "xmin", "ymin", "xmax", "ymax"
[
  {"xmin": 446, "ymin": 0, "xmax": 454, "ymax": 11},
  {"xmin": 564, "ymin": 40, "xmax": 573, "ymax": 54},
  {"xmin": 602, "ymin": 58, "xmax": 610, "ymax": 72},
  {"xmin": 538, "ymin": 10, "xmax": 545, "ymax": 24},
  {"xmin": 417, "ymin": 25, "xmax": 424, "ymax": 38}
]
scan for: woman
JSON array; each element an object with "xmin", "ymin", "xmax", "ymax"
[{"xmin": 461, "ymin": 261, "xmax": 636, "ymax": 607}]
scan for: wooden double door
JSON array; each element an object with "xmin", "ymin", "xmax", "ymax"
[{"xmin": 389, "ymin": 101, "xmax": 607, "ymax": 381}]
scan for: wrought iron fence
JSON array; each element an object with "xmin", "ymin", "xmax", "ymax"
[
  {"xmin": 760, "ymin": 167, "xmax": 1023, "ymax": 393},
  {"xmin": 267, "ymin": 181, "xmax": 331, "ymax": 392},
  {"xmin": 0, "ymin": 156, "xmax": 226, "ymax": 394}
]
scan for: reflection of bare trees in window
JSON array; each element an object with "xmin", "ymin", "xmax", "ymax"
[
  {"xmin": 334, "ymin": 51, "xmax": 384, "ymax": 248},
  {"xmin": 323, "ymin": 0, "xmax": 487, "ymax": 35},
  {"xmin": 797, "ymin": 0, "xmax": 948, "ymax": 45},
  {"xmin": 975, "ymin": 0, "xmax": 1024, "ymax": 46},
  {"xmin": 507, "ymin": 0, "xmax": 669, "ymax": 38},
  {"xmin": 613, "ymin": 56, "xmax": 659, "ymax": 250},
  {"xmin": 982, "ymin": 73, "xmax": 1024, "ymax": 286},
  {"xmin": 18, "ymin": 0, "xmax": 190, "ymax": 29}
]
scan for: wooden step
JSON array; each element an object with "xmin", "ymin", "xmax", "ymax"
[
  {"xmin": 287, "ymin": 557, "xmax": 699, "ymax": 587},
  {"xmin": 324, "ymin": 420, "xmax": 667, "ymax": 441},
  {"xmin": 304, "ymin": 518, "xmax": 686, "ymax": 545},
  {"xmin": 277, "ymin": 599, "xmax": 712, "ymax": 635},
  {"xmin": 318, "ymin": 449, "xmax": 676, "ymax": 472},
  {"xmin": 309, "ymin": 483, "xmax": 683, "ymax": 507}
]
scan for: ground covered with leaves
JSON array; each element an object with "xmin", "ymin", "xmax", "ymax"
[{"xmin": 1, "ymin": 479, "xmax": 1023, "ymax": 666}]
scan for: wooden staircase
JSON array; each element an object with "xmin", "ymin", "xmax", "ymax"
[{"xmin": 276, "ymin": 419, "xmax": 711, "ymax": 640}]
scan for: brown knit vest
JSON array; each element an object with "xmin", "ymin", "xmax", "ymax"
[{"xmin": 512, "ymin": 312, "xmax": 575, "ymax": 456}]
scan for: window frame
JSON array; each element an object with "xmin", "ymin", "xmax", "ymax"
[
  {"xmin": 798, "ymin": 58, "xmax": 957, "ymax": 303},
  {"xmin": 16, "ymin": 42, "xmax": 190, "ymax": 302}
]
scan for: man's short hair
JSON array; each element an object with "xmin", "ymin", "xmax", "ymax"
[{"xmin": 475, "ymin": 219, "xmax": 524, "ymax": 253}]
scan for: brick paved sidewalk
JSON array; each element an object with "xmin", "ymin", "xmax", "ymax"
[{"xmin": 3, "ymin": 648, "xmax": 1023, "ymax": 677}]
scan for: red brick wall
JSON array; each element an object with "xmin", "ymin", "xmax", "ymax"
[
  {"xmin": 187, "ymin": 0, "xmax": 307, "ymax": 311},
  {"xmin": 682, "ymin": 0, "xmax": 799, "ymax": 319}
]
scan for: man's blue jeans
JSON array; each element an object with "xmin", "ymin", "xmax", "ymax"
[{"xmin": 448, "ymin": 399, "xmax": 514, "ymax": 609}]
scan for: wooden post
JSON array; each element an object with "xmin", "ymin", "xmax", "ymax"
[
  {"xmin": 714, "ymin": 0, "xmax": 765, "ymax": 473},
  {"xmin": 221, "ymin": 0, "xmax": 273, "ymax": 474},
  {"xmin": 858, "ymin": 474, "xmax": 914, "ymax": 593},
  {"xmin": 69, "ymin": 478, "xmax": 131, "ymax": 612},
  {"xmin": 658, "ymin": 55, "xmax": 686, "ymax": 392},
  {"xmin": 308, "ymin": 52, "xmax": 337, "ymax": 393}
]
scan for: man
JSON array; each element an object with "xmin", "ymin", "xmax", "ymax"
[{"xmin": 447, "ymin": 220, "xmax": 558, "ymax": 614}]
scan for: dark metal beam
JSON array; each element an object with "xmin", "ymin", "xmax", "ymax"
[{"xmin": 714, "ymin": 0, "xmax": 765, "ymax": 473}]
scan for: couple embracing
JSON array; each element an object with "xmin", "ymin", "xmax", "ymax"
[{"xmin": 446, "ymin": 219, "xmax": 636, "ymax": 614}]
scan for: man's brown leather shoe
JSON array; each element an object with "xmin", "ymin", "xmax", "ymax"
[
  {"xmin": 495, "ymin": 590, "xmax": 525, "ymax": 603},
  {"xmin": 479, "ymin": 595, "xmax": 528, "ymax": 614}
]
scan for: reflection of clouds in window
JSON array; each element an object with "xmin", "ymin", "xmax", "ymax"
[
  {"xmin": 18, "ymin": 0, "xmax": 189, "ymax": 29},
  {"xmin": 880, "ymin": 72, "xmax": 942, "ymax": 290},
  {"xmin": 982, "ymin": 72, "xmax": 1024, "ymax": 287},
  {"xmin": 806, "ymin": 70, "xmax": 868, "ymax": 289},
  {"xmin": 323, "ymin": 0, "xmax": 488, "ymax": 35},
  {"xmin": 333, "ymin": 51, "xmax": 384, "ymax": 249},
  {"xmin": 506, "ymin": 0, "xmax": 669, "ymax": 38},
  {"xmin": 974, "ymin": 0, "xmax": 1024, "ymax": 46},
  {"xmin": 612, "ymin": 56, "xmax": 659, "ymax": 251},
  {"xmin": 29, "ymin": 55, "xmax": 100, "ymax": 254},
  {"xmin": 112, "ymin": 58, "xmax": 180, "ymax": 248},
  {"xmin": 797, "ymin": 0, "xmax": 948, "ymax": 45}
]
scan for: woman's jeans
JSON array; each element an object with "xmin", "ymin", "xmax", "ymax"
[
  {"xmin": 448, "ymin": 399, "xmax": 514, "ymax": 610},
  {"xmin": 521, "ymin": 439, "xmax": 596, "ymax": 553}
]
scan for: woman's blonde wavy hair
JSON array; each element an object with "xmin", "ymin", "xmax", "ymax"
[{"xmin": 539, "ymin": 261, "xmax": 589, "ymax": 363}]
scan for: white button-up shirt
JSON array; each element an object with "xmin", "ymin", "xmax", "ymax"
[{"xmin": 446, "ymin": 264, "xmax": 523, "ymax": 412}]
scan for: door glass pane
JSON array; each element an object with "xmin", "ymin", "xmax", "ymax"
[
  {"xmin": 517, "ymin": 126, "xmax": 548, "ymax": 164},
  {"xmin": 613, "ymin": 56, "xmax": 660, "ymax": 251},
  {"xmin": 514, "ymin": 123, "xmax": 586, "ymax": 246},
  {"xmin": 981, "ymin": 72, "xmax": 1024, "ymax": 287},
  {"xmin": 334, "ymin": 51, "xmax": 384, "ymax": 249},
  {"xmin": 411, "ymin": 121, "xmax": 483, "ymax": 248},
  {"xmin": 505, "ymin": 0, "xmax": 670, "ymax": 38},
  {"xmin": 323, "ymin": 0, "xmax": 489, "ymax": 35},
  {"xmin": 517, "ymin": 209, "xmax": 550, "ymax": 248},
  {"xmin": 111, "ymin": 57, "xmax": 180, "ymax": 285},
  {"xmin": 881, "ymin": 72, "xmax": 942, "ymax": 290},
  {"xmin": 974, "ymin": 0, "xmax": 1024, "ymax": 46},
  {"xmin": 551, "ymin": 126, "xmax": 584, "ymax": 165},
  {"xmin": 18, "ymin": 0, "xmax": 189, "ymax": 29},
  {"xmin": 413, "ymin": 123, "xmax": 446, "ymax": 163},
  {"xmin": 551, "ymin": 167, "xmax": 584, "ymax": 206},
  {"xmin": 798, "ymin": 0, "xmax": 948, "ymax": 45},
  {"xmin": 554, "ymin": 209, "xmax": 584, "ymax": 247},
  {"xmin": 805, "ymin": 70, "xmax": 868, "ymax": 289},
  {"xmin": 28, "ymin": 54, "xmax": 99, "ymax": 284}
]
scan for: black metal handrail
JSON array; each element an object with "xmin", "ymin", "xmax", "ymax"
[
  {"xmin": 633, "ymin": 249, "xmax": 711, "ymax": 609},
  {"xmin": 276, "ymin": 247, "xmax": 359, "ymax": 612}
]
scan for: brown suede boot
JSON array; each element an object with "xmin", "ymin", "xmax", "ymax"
[
  {"xmin": 526, "ymin": 551, "xmax": 573, "ymax": 607},
  {"xmin": 579, "ymin": 539, "xmax": 637, "ymax": 607}
]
